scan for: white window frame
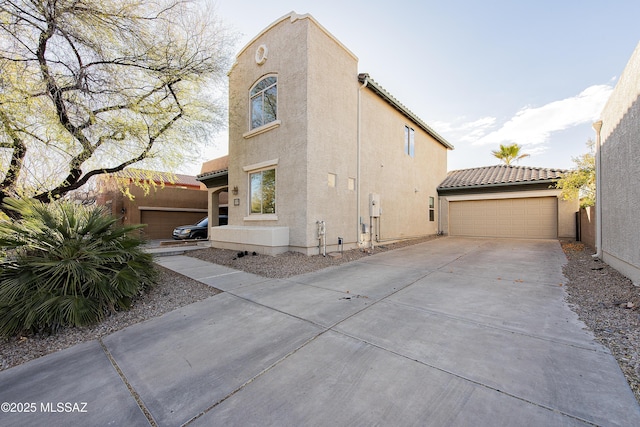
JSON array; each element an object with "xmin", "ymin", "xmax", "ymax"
[
  {"xmin": 249, "ymin": 75, "xmax": 278, "ymax": 131},
  {"xmin": 243, "ymin": 159, "xmax": 279, "ymax": 221}
]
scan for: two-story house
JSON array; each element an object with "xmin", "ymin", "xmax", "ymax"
[{"xmin": 203, "ymin": 12, "xmax": 453, "ymax": 255}]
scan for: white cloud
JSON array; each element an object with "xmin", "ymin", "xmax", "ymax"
[
  {"xmin": 457, "ymin": 117, "xmax": 497, "ymax": 142},
  {"xmin": 435, "ymin": 117, "xmax": 495, "ymax": 131},
  {"xmin": 430, "ymin": 120, "xmax": 455, "ymax": 134},
  {"xmin": 523, "ymin": 145, "xmax": 550, "ymax": 157},
  {"xmin": 472, "ymin": 84, "xmax": 613, "ymax": 146},
  {"xmin": 432, "ymin": 116, "xmax": 496, "ymax": 142},
  {"xmin": 461, "ymin": 117, "xmax": 497, "ymax": 130}
]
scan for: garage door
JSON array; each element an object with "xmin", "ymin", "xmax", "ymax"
[
  {"xmin": 449, "ymin": 197, "xmax": 557, "ymax": 239},
  {"xmin": 140, "ymin": 210, "xmax": 206, "ymax": 240}
]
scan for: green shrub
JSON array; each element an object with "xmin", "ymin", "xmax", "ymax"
[{"xmin": 0, "ymin": 198, "xmax": 157, "ymax": 336}]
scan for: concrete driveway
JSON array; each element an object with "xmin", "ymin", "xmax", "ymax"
[{"xmin": 1, "ymin": 237, "xmax": 639, "ymax": 426}]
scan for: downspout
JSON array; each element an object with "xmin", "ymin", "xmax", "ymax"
[
  {"xmin": 357, "ymin": 77, "xmax": 368, "ymax": 247},
  {"xmin": 592, "ymin": 120, "xmax": 603, "ymax": 259},
  {"xmin": 437, "ymin": 196, "xmax": 442, "ymax": 235}
]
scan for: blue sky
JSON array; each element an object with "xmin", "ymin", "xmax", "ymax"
[{"xmin": 197, "ymin": 0, "xmax": 640, "ymax": 173}]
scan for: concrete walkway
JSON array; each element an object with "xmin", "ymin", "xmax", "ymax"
[{"xmin": 1, "ymin": 237, "xmax": 639, "ymax": 426}]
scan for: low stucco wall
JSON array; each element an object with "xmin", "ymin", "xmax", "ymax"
[
  {"xmin": 209, "ymin": 225, "xmax": 290, "ymax": 256},
  {"xmin": 579, "ymin": 206, "xmax": 596, "ymax": 249},
  {"xmin": 557, "ymin": 198, "xmax": 578, "ymax": 239}
]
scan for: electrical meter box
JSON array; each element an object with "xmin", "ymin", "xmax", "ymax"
[{"xmin": 369, "ymin": 193, "xmax": 381, "ymax": 217}]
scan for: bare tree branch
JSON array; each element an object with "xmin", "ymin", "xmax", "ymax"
[
  {"xmin": 0, "ymin": 0, "xmax": 233, "ymax": 210},
  {"xmin": 0, "ymin": 110, "xmax": 27, "ymax": 195}
]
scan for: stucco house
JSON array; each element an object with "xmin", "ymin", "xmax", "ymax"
[
  {"xmin": 96, "ymin": 169, "xmax": 209, "ymax": 239},
  {"xmin": 593, "ymin": 41, "xmax": 640, "ymax": 284},
  {"xmin": 197, "ymin": 155, "xmax": 230, "ymax": 226},
  {"xmin": 201, "ymin": 12, "xmax": 453, "ymax": 255},
  {"xmin": 437, "ymin": 165, "xmax": 578, "ymax": 239}
]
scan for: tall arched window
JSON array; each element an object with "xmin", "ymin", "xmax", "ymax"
[{"xmin": 250, "ymin": 76, "xmax": 277, "ymax": 130}]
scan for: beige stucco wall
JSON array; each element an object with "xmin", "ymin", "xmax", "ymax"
[
  {"xmin": 359, "ymin": 90, "xmax": 447, "ymax": 242},
  {"xmin": 226, "ymin": 14, "xmax": 311, "ymax": 250},
  {"xmin": 598, "ymin": 41, "xmax": 640, "ymax": 284},
  {"xmin": 303, "ymin": 16, "xmax": 359, "ymax": 252},
  {"xmin": 217, "ymin": 12, "xmax": 449, "ymax": 254}
]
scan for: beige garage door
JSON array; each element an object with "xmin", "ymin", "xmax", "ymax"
[{"xmin": 449, "ymin": 197, "xmax": 557, "ymax": 239}]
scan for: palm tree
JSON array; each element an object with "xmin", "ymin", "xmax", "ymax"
[{"xmin": 491, "ymin": 143, "xmax": 530, "ymax": 165}]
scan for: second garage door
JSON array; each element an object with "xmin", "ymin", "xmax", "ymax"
[
  {"xmin": 140, "ymin": 210, "xmax": 206, "ymax": 240},
  {"xmin": 449, "ymin": 197, "xmax": 557, "ymax": 239}
]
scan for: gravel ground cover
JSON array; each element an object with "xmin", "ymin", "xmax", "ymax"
[
  {"xmin": 2, "ymin": 237, "xmax": 639, "ymax": 407},
  {"xmin": 0, "ymin": 237, "xmax": 436, "ymax": 371},
  {"xmin": 0, "ymin": 267, "xmax": 220, "ymax": 371},
  {"xmin": 186, "ymin": 236, "xmax": 438, "ymax": 278},
  {"xmin": 561, "ymin": 240, "xmax": 640, "ymax": 404}
]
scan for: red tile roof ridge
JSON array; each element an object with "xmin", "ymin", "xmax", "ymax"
[{"xmin": 439, "ymin": 164, "xmax": 568, "ymax": 189}]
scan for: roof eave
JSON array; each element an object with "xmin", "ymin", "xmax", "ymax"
[
  {"xmin": 358, "ymin": 74, "xmax": 454, "ymax": 150},
  {"xmin": 196, "ymin": 169, "xmax": 228, "ymax": 182},
  {"xmin": 438, "ymin": 179, "xmax": 559, "ymax": 193}
]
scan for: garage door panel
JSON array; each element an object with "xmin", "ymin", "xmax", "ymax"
[
  {"xmin": 449, "ymin": 197, "xmax": 557, "ymax": 239},
  {"xmin": 140, "ymin": 211, "xmax": 205, "ymax": 240}
]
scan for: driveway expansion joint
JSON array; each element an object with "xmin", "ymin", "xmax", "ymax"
[
  {"xmin": 7, "ymin": 237, "xmax": 626, "ymax": 426},
  {"xmin": 382, "ymin": 298, "xmax": 608, "ymax": 354},
  {"xmin": 332, "ymin": 328, "xmax": 601, "ymax": 427},
  {"xmin": 99, "ymin": 338, "xmax": 157, "ymax": 427},
  {"xmin": 181, "ymin": 329, "xmax": 332, "ymax": 426},
  {"xmin": 185, "ymin": 270, "xmax": 437, "ymax": 424}
]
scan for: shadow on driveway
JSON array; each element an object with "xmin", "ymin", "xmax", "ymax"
[{"xmin": 1, "ymin": 237, "xmax": 639, "ymax": 426}]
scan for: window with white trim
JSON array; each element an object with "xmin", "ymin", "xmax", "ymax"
[
  {"xmin": 250, "ymin": 168, "xmax": 276, "ymax": 214},
  {"xmin": 250, "ymin": 76, "xmax": 277, "ymax": 130},
  {"xmin": 429, "ymin": 196, "xmax": 435, "ymax": 222}
]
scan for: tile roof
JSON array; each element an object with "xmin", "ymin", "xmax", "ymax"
[
  {"xmin": 200, "ymin": 155, "xmax": 229, "ymax": 175},
  {"xmin": 108, "ymin": 169, "xmax": 202, "ymax": 188},
  {"xmin": 196, "ymin": 168, "xmax": 228, "ymax": 181},
  {"xmin": 438, "ymin": 165, "xmax": 567, "ymax": 190},
  {"xmin": 197, "ymin": 155, "xmax": 229, "ymax": 182}
]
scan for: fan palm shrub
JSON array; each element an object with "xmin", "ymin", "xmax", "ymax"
[{"xmin": 0, "ymin": 198, "xmax": 157, "ymax": 336}]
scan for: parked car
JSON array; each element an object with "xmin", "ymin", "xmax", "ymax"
[
  {"xmin": 172, "ymin": 217, "xmax": 208, "ymax": 240},
  {"xmin": 172, "ymin": 215, "xmax": 228, "ymax": 240}
]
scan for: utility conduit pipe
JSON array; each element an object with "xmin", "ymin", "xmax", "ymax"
[
  {"xmin": 317, "ymin": 220, "xmax": 326, "ymax": 256},
  {"xmin": 357, "ymin": 77, "xmax": 368, "ymax": 248}
]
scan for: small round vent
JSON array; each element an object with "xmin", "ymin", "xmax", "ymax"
[{"xmin": 255, "ymin": 45, "xmax": 268, "ymax": 65}]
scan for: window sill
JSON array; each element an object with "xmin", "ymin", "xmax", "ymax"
[
  {"xmin": 244, "ymin": 214, "xmax": 278, "ymax": 221},
  {"xmin": 243, "ymin": 120, "xmax": 281, "ymax": 139}
]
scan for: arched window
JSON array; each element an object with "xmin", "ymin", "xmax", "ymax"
[{"xmin": 250, "ymin": 76, "xmax": 277, "ymax": 130}]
